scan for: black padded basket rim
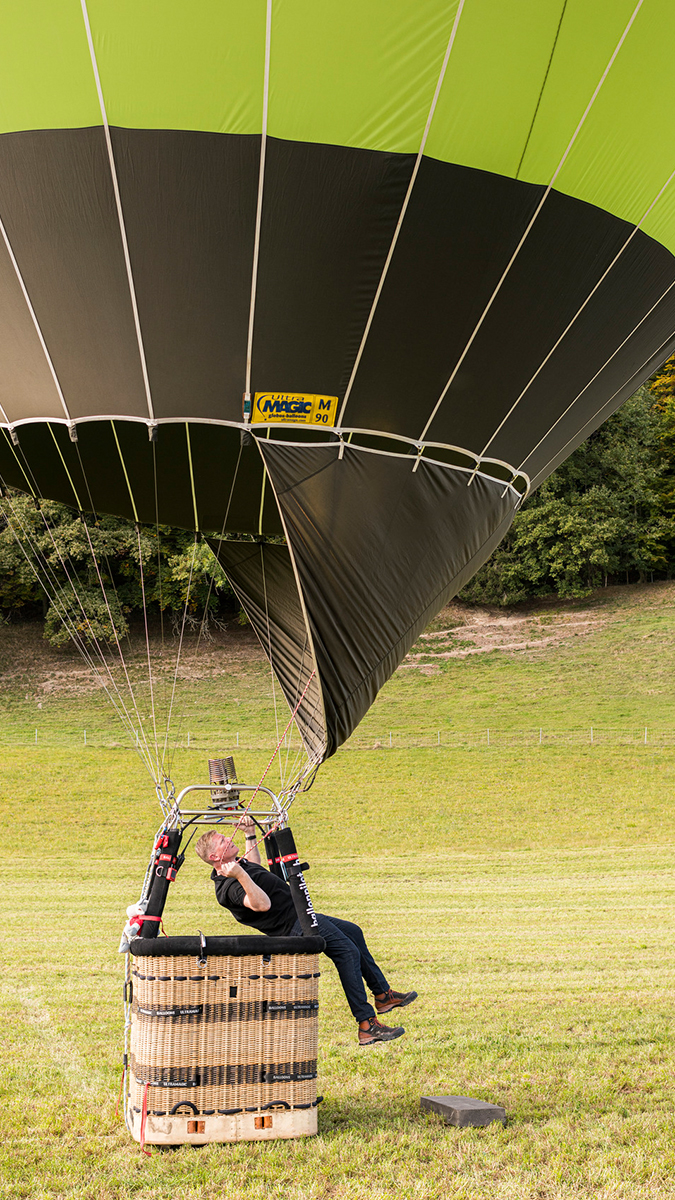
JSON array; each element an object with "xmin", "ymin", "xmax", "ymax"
[{"xmin": 129, "ymin": 935, "xmax": 325, "ymax": 957}]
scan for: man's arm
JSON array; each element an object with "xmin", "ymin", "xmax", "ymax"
[
  {"xmin": 238, "ymin": 815, "xmax": 261, "ymax": 866},
  {"xmin": 215, "ymin": 860, "xmax": 270, "ymax": 911}
]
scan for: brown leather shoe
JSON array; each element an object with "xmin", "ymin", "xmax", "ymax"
[
  {"xmin": 375, "ymin": 988, "xmax": 418, "ymax": 1014},
  {"xmin": 358, "ymin": 1016, "xmax": 405, "ymax": 1045}
]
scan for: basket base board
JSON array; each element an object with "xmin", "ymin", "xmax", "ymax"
[{"xmin": 128, "ymin": 1105, "xmax": 318, "ymax": 1145}]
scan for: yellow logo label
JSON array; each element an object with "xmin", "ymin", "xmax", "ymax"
[{"xmin": 252, "ymin": 392, "xmax": 338, "ymax": 426}]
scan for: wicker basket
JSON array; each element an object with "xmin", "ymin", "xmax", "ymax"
[{"xmin": 127, "ymin": 934, "xmax": 324, "ymax": 1145}]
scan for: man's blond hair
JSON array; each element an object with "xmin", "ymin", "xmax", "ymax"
[{"xmin": 195, "ymin": 830, "xmax": 221, "ymax": 864}]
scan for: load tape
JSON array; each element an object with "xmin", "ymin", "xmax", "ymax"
[
  {"xmin": 131, "ymin": 1056, "xmax": 317, "ymax": 1088},
  {"xmin": 135, "ymin": 999, "xmax": 319, "ymax": 1022}
]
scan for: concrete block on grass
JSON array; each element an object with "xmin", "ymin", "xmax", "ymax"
[{"xmin": 420, "ymin": 1095, "xmax": 506, "ymax": 1128}]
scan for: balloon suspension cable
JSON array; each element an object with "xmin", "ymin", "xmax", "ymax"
[
  {"xmin": 79, "ymin": 512, "xmax": 159, "ymax": 779},
  {"xmin": 259, "ymin": 543, "xmax": 283, "ymax": 785},
  {"xmin": 0, "ymin": 493, "xmax": 117, "ymax": 700},
  {"xmin": 161, "ymin": 534, "xmax": 199, "ymax": 776},
  {"xmin": 51, "ymin": 440, "xmax": 150, "ymax": 756},
  {"xmin": 223, "ymin": 669, "xmax": 319, "ymax": 861},
  {"xmin": 0, "ymin": 490, "xmax": 157, "ymax": 778},
  {"xmin": 151, "ymin": 441, "xmax": 165, "ymax": 651},
  {"xmin": 279, "ymin": 629, "xmax": 318, "ymax": 790},
  {"xmin": 136, "ymin": 522, "xmax": 160, "ymax": 779},
  {"xmin": 35, "ymin": 502, "xmax": 144, "ymax": 747},
  {"xmin": 247, "ymin": 667, "xmax": 316, "ymax": 807},
  {"xmin": 195, "ymin": 442, "xmax": 243, "ymax": 652}
]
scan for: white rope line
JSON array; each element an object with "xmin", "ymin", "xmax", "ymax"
[
  {"xmin": 0, "ymin": 494, "xmax": 155, "ymax": 775},
  {"xmin": 284, "ymin": 732, "xmax": 322, "ymax": 793},
  {"xmin": 162, "ymin": 535, "xmax": 199, "ymax": 776},
  {"xmin": 150, "ymin": 440, "xmax": 169, "ymax": 745},
  {"xmin": 152, "ymin": 441, "xmax": 164, "ymax": 651},
  {"xmin": 259, "ymin": 543, "xmax": 282, "ymax": 785},
  {"xmin": 276, "ymin": 600, "xmax": 323, "ymax": 781},
  {"xmin": 27, "ymin": 424, "xmax": 137, "ymax": 694},
  {"xmin": 482, "ymin": 163, "xmax": 675, "ymax": 460},
  {"xmin": 195, "ymin": 443, "xmax": 244, "ymax": 653},
  {"xmin": 109, "ymin": 422, "xmax": 160, "ymax": 764},
  {"xmin": 185, "ymin": 424, "xmax": 199, "ymax": 531},
  {"xmin": 71, "ymin": 430, "xmax": 136, "ymax": 659},
  {"xmin": 45, "ymin": 423, "xmax": 84, "ymax": 512},
  {"xmin": 531, "ymin": 327, "xmax": 675, "ymax": 488},
  {"xmin": 2, "ymin": 429, "xmax": 38, "ymax": 496},
  {"xmin": 1, "ymin": 494, "xmax": 114, "ymax": 691},
  {"xmin": 35, "ymin": 504, "xmax": 142, "ymax": 742},
  {"xmin": 7, "ymin": 531, "xmax": 141, "ymax": 756},
  {"xmin": 3, "ymin": 415, "xmax": 528, "ymax": 480},
  {"xmin": 0, "ymin": 215, "xmax": 71, "ymax": 423},
  {"xmin": 167, "ymin": 444, "xmax": 244, "ymax": 770},
  {"xmin": 222, "ymin": 565, "xmax": 324, "ymax": 766},
  {"xmin": 110, "ymin": 425, "xmax": 141, "ymax": 527},
  {"xmin": 282, "ymin": 631, "xmax": 310, "ymax": 783},
  {"xmin": 245, "ymin": 0, "xmax": 273, "ymax": 398},
  {"xmin": 80, "ymin": 513, "xmax": 158, "ymax": 777},
  {"xmin": 277, "ymin": 630, "xmax": 326, "ymax": 776},
  {"xmin": 136, "ymin": 523, "xmax": 160, "ymax": 779},
  {"xmin": 418, "ymin": 0, "xmax": 645, "ymax": 445},
  {"xmin": 296, "ymin": 643, "xmax": 328, "ymax": 768},
  {"xmin": 517, "ymin": 276, "xmax": 675, "ymax": 474},
  {"xmin": 80, "ymin": 0, "xmax": 155, "ymax": 422},
  {"xmin": 337, "ymin": 0, "xmax": 466, "ymax": 427}
]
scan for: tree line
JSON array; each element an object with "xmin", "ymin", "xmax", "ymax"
[
  {"xmin": 460, "ymin": 359, "xmax": 675, "ymax": 605},
  {"xmin": 0, "ymin": 500, "xmax": 233, "ymax": 644},
  {"xmin": 2, "ymin": 359, "xmax": 675, "ymax": 643}
]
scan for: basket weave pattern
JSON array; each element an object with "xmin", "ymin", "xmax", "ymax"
[{"xmin": 129, "ymin": 952, "xmax": 320, "ymax": 1116}]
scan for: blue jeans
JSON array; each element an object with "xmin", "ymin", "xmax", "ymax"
[{"xmin": 291, "ymin": 913, "xmax": 390, "ymax": 1021}]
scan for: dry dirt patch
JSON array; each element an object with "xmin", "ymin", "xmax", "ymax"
[
  {"xmin": 0, "ymin": 618, "xmax": 265, "ymax": 699},
  {"xmin": 401, "ymin": 602, "xmax": 607, "ymax": 669}
]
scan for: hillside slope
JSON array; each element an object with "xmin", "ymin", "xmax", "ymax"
[{"xmin": 1, "ymin": 580, "xmax": 675, "ymax": 745}]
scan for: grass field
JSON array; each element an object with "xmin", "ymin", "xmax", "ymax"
[{"xmin": 3, "ymin": 583, "xmax": 675, "ymax": 1198}]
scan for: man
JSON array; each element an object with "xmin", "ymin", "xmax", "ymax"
[{"xmin": 195, "ymin": 817, "xmax": 417, "ymax": 1045}]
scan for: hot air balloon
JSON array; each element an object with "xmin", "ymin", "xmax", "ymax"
[
  {"xmin": 1, "ymin": 0, "xmax": 674, "ymax": 771},
  {"xmin": 1, "ymin": 0, "xmax": 674, "ymax": 767},
  {"xmin": 2, "ymin": 0, "xmax": 674, "ymax": 1148}
]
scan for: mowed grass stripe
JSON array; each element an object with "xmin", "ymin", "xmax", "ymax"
[
  {"xmin": 2, "ymin": 852, "xmax": 675, "ymax": 1197},
  {"xmin": 3, "ymin": 583, "xmax": 675, "ymax": 1196}
]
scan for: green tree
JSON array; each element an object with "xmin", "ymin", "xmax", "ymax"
[
  {"xmin": 460, "ymin": 386, "xmax": 672, "ymax": 605},
  {"xmin": 0, "ymin": 493, "xmax": 233, "ymax": 644}
]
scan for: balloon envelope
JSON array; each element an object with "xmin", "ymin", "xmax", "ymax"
[{"xmin": 1, "ymin": 1, "xmax": 674, "ymax": 760}]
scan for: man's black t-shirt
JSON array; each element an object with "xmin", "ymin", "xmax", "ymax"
[{"xmin": 211, "ymin": 859, "xmax": 297, "ymax": 936}]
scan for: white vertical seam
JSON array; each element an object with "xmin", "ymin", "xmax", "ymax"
[
  {"xmin": 0, "ymin": 214, "xmax": 71, "ymax": 421},
  {"xmin": 80, "ymin": 0, "xmax": 155, "ymax": 422},
  {"xmin": 418, "ymin": 0, "xmax": 645, "ymax": 444},
  {"xmin": 481, "ymin": 160, "xmax": 675, "ymax": 457},
  {"xmin": 337, "ymin": 0, "xmax": 467, "ymax": 427},
  {"xmin": 520, "ymin": 292, "xmax": 675, "ymax": 475},
  {"xmin": 245, "ymin": 0, "xmax": 273, "ymax": 397},
  {"xmin": 529, "ymin": 330, "xmax": 675, "ymax": 488}
]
